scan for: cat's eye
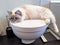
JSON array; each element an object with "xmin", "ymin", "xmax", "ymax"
[
  {"xmin": 9, "ymin": 17, "xmax": 13, "ymax": 20},
  {"xmin": 10, "ymin": 16, "xmax": 15, "ymax": 19},
  {"xmin": 15, "ymin": 17, "xmax": 19, "ymax": 19}
]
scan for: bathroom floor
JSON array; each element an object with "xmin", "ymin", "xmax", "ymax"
[{"xmin": 0, "ymin": 35, "xmax": 60, "ymax": 45}]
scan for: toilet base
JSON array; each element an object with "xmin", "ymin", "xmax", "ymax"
[{"xmin": 22, "ymin": 39, "xmax": 35, "ymax": 44}]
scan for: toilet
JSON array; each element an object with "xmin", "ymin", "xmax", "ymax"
[{"xmin": 9, "ymin": 20, "xmax": 49, "ymax": 44}]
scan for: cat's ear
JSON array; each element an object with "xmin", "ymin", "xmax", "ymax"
[
  {"xmin": 7, "ymin": 11, "xmax": 12, "ymax": 15},
  {"xmin": 15, "ymin": 10, "xmax": 22, "ymax": 16}
]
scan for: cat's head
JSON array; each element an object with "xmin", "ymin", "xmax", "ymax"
[{"xmin": 8, "ymin": 9, "xmax": 25, "ymax": 22}]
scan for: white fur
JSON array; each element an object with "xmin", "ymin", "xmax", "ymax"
[
  {"xmin": 11, "ymin": 8, "xmax": 26, "ymax": 21},
  {"xmin": 11, "ymin": 5, "xmax": 59, "ymax": 33}
]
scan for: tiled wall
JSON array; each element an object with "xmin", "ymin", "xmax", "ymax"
[{"xmin": 50, "ymin": 3, "xmax": 60, "ymax": 32}]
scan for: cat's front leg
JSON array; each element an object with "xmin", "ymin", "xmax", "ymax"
[{"xmin": 48, "ymin": 15, "xmax": 59, "ymax": 33}]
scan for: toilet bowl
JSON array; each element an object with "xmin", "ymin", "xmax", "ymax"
[{"xmin": 10, "ymin": 20, "xmax": 49, "ymax": 44}]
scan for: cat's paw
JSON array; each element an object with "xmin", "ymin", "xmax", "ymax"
[{"xmin": 44, "ymin": 19, "xmax": 50, "ymax": 25}]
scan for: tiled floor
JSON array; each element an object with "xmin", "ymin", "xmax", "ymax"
[{"xmin": 0, "ymin": 36, "xmax": 60, "ymax": 45}]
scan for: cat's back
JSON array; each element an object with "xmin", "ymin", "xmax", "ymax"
[
  {"xmin": 22, "ymin": 5, "xmax": 53, "ymax": 20},
  {"xmin": 22, "ymin": 5, "xmax": 47, "ymax": 10}
]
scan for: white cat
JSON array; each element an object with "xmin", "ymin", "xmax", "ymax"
[{"xmin": 8, "ymin": 5, "xmax": 59, "ymax": 32}]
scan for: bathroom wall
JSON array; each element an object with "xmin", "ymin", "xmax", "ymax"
[
  {"xmin": 40, "ymin": 0, "xmax": 50, "ymax": 8},
  {"xmin": 0, "ymin": 0, "xmax": 8, "ymax": 35},
  {"xmin": 51, "ymin": 0, "xmax": 60, "ymax": 1},
  {"xmin": 6, "ymin": 0, "xmax": 41, "ymax": 10},
  {"xmin": 0, "ymin": 0, "xmax": 41, "ymax": 35},
  {"xmin": 49, "ymin": 2, "xmax": 60, "ymax": 35}
]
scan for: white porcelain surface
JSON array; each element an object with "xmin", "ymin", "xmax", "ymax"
[{"xmin": 10, "ymin": 20, "xmax": 48, "ymax": 44}]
